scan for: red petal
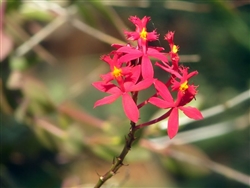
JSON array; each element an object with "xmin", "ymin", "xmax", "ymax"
[
  {"xmin": 179, "ymin": 106, "xmax": 203, "ymax": 120},
  {"xmin": 122, "ymin": 93, "xmax": 139, "ymax": 123},
  {"xmin": 187, "ymin": 70, "xmax": 198, "ymax": 79},
  {"xmin": 141, "ymin": 55, "xmax": 154, "ymax": 79},
  {"xmin": 119, "ymin": 53, "xmax": 142, "ymax": 63},
  {"xmin": 164, "ymin": 31, "xmax": 175, "ymax": 44},
  {"xmin": 117, "ymin": 46, "xmax": 140, "ymax": 54},
  {"xmin": 94, "ymin": 93, "xmax": 120, "ymax": 107},
  {"xmin": 128, "ymin": 65, "xmax": 141, "ymax": 84},
  {"xmin": 141, "ymin": 16, "xmax": 151, "ymax": 27},
  {"xmin": 100, "ymin": 55, "xmax": 112, "ymax": 64},
  {"xmin": 129, "ymin": 16, "xmax": 143, "ymax": 28},
  {"xmin": 168, "ymin": 107, "xmax": 179, "ymax": 139},
  {"xmin": 147, "ymin": 48, "xmax": 168, "ymax": 62},
  {"xmin": 148, "ymin": 97, "xmax": 172, "ymax": 109},
  {"xmin": 92, "ymin": 82, "xmax": 119, "ymax": 94},
  {"xmin": 124, "ymin": 31, "xmax": 140, "ymax": 40},
  {"xmin": 146, "ymin": 31, "xmax": 159, "ymax": 41},
  {"xmin": 130, "ymin": 78, "xmax": 153, "ymax": 91},
  {"xmin": 100, "ymin": 73, "xmax": 113, "ymax": 83},
  {"xmin": 154, "ymin": 79, "xmax": 174, "ymax": 103},
  {"xmin": 111, "ymin": 44, "xmax": 124, "ymax": 49},
  {"xmin": 155, "ymin": 62, "xmax": 180, "ymax": 78},
  {"xmin": 123, "ymin": 66, "xmax": 141, "ymax": 90}
]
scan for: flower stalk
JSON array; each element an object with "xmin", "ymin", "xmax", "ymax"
[{"xmin": 94, "ymin": 122, "xmax": 137, "ymax": 188}]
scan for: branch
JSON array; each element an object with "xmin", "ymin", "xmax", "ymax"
[{"xmin": 94, "ymin": 122, "xmax": 137, "ymax": 188}]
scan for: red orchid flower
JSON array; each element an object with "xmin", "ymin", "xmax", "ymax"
[
  {"xmin": 149, "ymin": 79, "xmax": 203, "ymax": 139},
  {"xmin": 117, "ymin": 46, "xmax": 168, "ymax": 79},
  {"xmin": 124, "ymin": 16, "xmax": 158, "ymax": 43},
  {"xmin": 100, "ymin": 53, "xmax": 133, "ymax": 83},
  {"xmin": 158, "ymin": 65, "xmax": 198, "ymax": 102},
  {"xmin": 93, "ymin": 65, "xmax": 153, "ymax": 123},
  {"xmin": 93, "ymin": 15, "xmax": 203, "ymax": 140},
  {"xmin": 164, "ymin": 31, "xmax": 180, "ymax": 69},
  {"xmin": 118, "ymin": 16, "xmax": 166, "ymax": 79}
]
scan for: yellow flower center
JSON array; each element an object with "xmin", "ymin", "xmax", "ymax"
[
  {"xmin": 140, "ymin": 28, "xmax": 147, "ymax": 40},
  {"xmin": 180, "ymin": 81, "xmax": 188, "ymax": 92},
  {"xmin": 172, "ymin": 45, "xmax": 179, "ymax": 54},
  {"xmin": 112, "ymin": 66, "xmax": 122, "ymax": 78}
]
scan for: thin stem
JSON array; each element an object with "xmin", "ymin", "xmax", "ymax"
[
  {"xmin": 136, "ymin": 109, "xmax": 172, "ymax": 130},
  {"xmin": 94, "ymin": 121, "xmax": 138, "ymax": 188},
  {"xmin": 137, "ymin": 93, "xmax": 156, "ymax": 109}
]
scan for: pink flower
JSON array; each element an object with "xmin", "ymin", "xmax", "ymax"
[
  {"xmin": 93, "ymin": 16, "xmax": 203, "ymax": 140},
  {"xmin": 164, "ymin": 31, "xmax": 180, "ymax": 69},
  {"xmin": 159, "ymin": 65, "xmax": 198, "ymax": 104},
  {"xmin": 99, "ymin": 53, "xmax": 132, "ymax": 83},
  {"xmin": 124, "ymin": 16, "xmax": 158, "ymax": 42},
  {"xmin": 93, "ymin": 65, "xmax": 153, "ymax": 123},
  {"xmin": 149, "ymin": 79, "xmax": 203, "ymax": 139},
  {"xmin": 164, "ymin": 31, "xmax": 175, "ymax": 45},
  {"xmin": 117, "ymin": 46, "xmax": 168, "ymax": 79}
]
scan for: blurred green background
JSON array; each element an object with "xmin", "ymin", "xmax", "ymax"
[{"xmin": 1, "ymin": 0, "xmax": 249, "ymax": 187}]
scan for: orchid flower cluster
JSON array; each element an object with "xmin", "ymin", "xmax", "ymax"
[{"xmin": 93, "ymin": 16, "xmax": 203, "ymax": 139}]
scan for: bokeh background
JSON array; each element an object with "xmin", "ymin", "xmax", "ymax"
[{"xmin": 1, "ymin": 0, "xmax": 249, "ymax": 187}]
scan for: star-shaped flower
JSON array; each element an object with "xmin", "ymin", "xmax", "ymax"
[
  {"xmin": 149, "ymin": 79, "xmax": 203, "ymax": 139},
  {"xmin": 93, "ymin": 65, "xmax": 153, "ymax": 123}
]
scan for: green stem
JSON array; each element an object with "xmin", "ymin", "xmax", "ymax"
[{"xmin": 94, "ymin": 121, "xmax": 138, "ymax": 188}]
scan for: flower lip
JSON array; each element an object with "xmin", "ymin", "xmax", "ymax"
[
  {"xmin": 179, "ymin": 80, "xmax": 188, "ymax": 92},
  {"xmin": 172, "ymin": 45, "xmax": 179, "ymax": 54},
  {"xmin": 112, "ymin": 66, "xmax": 122, "ymax": 78},
  {"xmin": 140, "ymin": 27, "xmax": 147, "ymax": 40}
]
